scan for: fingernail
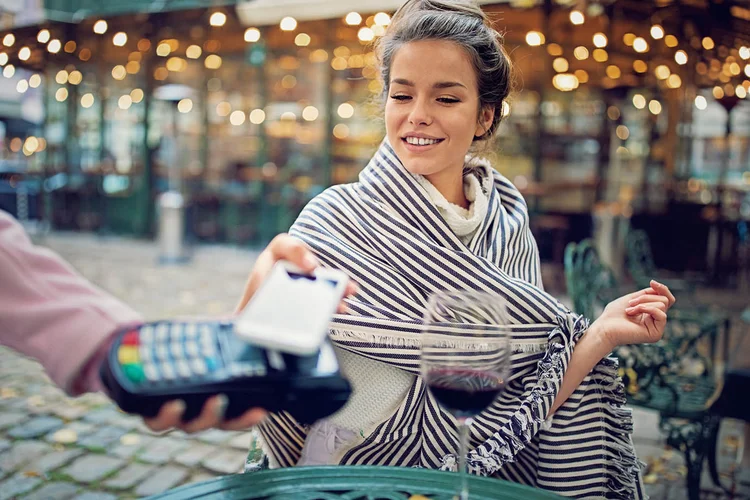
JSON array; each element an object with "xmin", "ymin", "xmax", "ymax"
[
  {"xmin": 173, "ymin": 400, "xmax": 186, "ymax": 414},
  {"xmin": 215, "ymin": 394, "xmax": 229, "ymax": 419},
  {"xmin": 625, "ymin": 307, "xmax": 634, "ymax": 313},
  {"xmin": 628, "ymin": 299, "xmax": 636, "ymax": 305},
  {"xmin": 303, "ymin": 254, "xmax": 319, "ymax": 269}
]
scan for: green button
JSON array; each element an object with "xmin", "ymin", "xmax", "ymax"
[{"xmin": 123, "ymin": 364, "xmax": 145, "ymax": 383}]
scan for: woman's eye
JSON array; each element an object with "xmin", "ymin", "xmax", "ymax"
[
  {"xmin": 438, "ymin": 97, "xmax": 460, "ymax": 104},
  {"xmin": 390, "ymin": 95, "xmax": 411, "ymax": 101}
]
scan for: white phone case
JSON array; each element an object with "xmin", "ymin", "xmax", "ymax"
[{"xmin": 234, "ymin": 261, "xmax": 350, "ymax": 355}]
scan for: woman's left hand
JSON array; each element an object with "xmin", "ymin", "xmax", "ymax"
[{"xmin": 591, "ymin": 280, "xmax": 676, "ymax": 349}]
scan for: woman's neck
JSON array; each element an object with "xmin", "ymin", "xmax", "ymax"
[{"xmin": 425, "ymin": 167, "xmax": 468, "ymax": 209}]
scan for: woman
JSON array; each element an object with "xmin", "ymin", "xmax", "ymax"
[{"xmin": 252, "ymin": 1, "xmax": 674, "ymax": 498}]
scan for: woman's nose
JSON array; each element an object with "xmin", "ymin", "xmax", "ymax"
[{"xmin": 408, "ymin": 99, "xmax": 432, "ymax": 126}]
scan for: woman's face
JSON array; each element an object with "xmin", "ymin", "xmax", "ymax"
[{"xmin": 385, "ymin": 39, "xmax": 493, "ymax": 183}]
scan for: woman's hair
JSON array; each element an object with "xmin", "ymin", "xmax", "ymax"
[{"xmin": 376, "ymin": 0, "xmax": 513, "ymax": 141}]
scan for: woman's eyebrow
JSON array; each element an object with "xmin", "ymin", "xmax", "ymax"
[{"xmin": 391, "ymin": 78, "xmax": 467, "ymax": 89}]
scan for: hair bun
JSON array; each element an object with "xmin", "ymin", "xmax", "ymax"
[{"xmin": 391, "ymin": 0, "xmax": 489, "ymax": 27}]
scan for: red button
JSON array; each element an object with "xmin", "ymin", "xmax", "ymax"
[{"xmin": 122, "ymin": 331, "xmax": 139, "ymax": 346}]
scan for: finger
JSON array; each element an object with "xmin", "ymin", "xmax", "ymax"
[
  {"xmin": 235, "ymin": 252, "xmax": 273, "ymax": 313},
  {"xmin": 650, "ymin": 280, "xmax": 676, "ymax": 307},
  {"xmin": 144, "ymin": 399, "xmax": 186, "ymax": 432},
  {"xmin": 628, "ymin": 294, "xmax": 669, "ymax": 307},
  {"xmin": 637, "ymin": 305, "xmax": 667, "ymax": 323},
  {"xmin": 268, "ymin": 234, "xmax": 318, "ymax": 273},
  {"xmin": 220, "ymin": 408, "xmax": 268, "ymax": 431},
  {"xmin": 345, "ymin": 281, "xmax": 358, "ymax": 298},
  {"xmin": 336, "ymin": 301, "xmax": 349, "ymax": 314},
  {"xmin": 181, "ymin": 395, "xmax": 228, "ymax": 434},
  {"xmin": 628, "ymin": 287, "xmax": 656, "ymax": 300},
  {"xmin": 626, "ymin": 302, "xmax": 667, "ymax": 316}
]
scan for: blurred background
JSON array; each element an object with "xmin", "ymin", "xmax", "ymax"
[
  {"xmin": 0, "ymin": 0, "xmax": 746, "ymax": 287},
  {"xmin": 0, "ymin": 0, "xmax": 749, "ymax": 499}
]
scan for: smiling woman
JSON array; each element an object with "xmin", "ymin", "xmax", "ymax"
[{"xmin": 253, "ymin": 2, "xmax": 672, "ymax": 499}]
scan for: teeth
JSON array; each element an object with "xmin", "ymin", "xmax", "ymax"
[{"xmin": 405, "ymin": 137, "xmax": 439, "ymax": 146}]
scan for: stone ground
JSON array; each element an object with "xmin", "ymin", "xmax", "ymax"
[{"xmin": 0, "ymin": 231, "xmax": 749, "ymax": 499}]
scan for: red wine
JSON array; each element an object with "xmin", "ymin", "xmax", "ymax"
[{"xmin": 426, "ymin": 368, "xmax": 504, "ymax": 418}]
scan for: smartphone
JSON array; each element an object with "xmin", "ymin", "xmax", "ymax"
[{"xmin": 235, "ymin": 261, "xmax": 350, "ymax": 355}]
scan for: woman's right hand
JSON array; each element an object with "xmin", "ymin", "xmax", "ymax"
[{"xmin": 234, "ymin": 233, "xmax": 357, "ymax": 314}]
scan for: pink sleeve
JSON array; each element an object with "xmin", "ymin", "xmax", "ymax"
[{"xmin": 0, "ymin": 211, "xmax": 143, "ymax": 395}]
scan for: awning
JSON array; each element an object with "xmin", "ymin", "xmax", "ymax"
[
  {"xmin": 42, "ymin": 0, "xmax": 244, "ymax": 23},
  {"xmin": 236, "ymin": 0, "xmax": 503, "ymax": 26}
]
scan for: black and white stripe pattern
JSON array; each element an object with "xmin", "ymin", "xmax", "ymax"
[{"xmin": 257, "ymin": 140, "xmax": 644, "ymax": 499}]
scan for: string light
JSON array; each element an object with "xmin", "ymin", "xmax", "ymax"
[
  {"xmin": 633, "ymin": 37, "xmax": 649, "ymax": 53},
  {"xmin": 740, "ymin": 47, "xmax": 750, "ymax": 60},
  {"xmin": 18, "ymin": 47, "xmax": 30, "ymax": 61},
  {"xmin": 702, "ymin": 37, "xmax": 714, "ymax": 50},
  {"xmin": 666, "ymin": 74, "xmax": 682, "ymax": 88},
  {"xmin": 280, "ymin": 17, "xmax": 297, "ymax": 31},
  {"xmin": 569, "ymin": 10, "xmax": 584, "ymax": 25},
  {"xmin": 81, "ymin": 93, "xmax": 95, "ymax": 108},
  {"xmin": 650, "ymin": 25, "xmax": 664, "ymax": 39},
  {"xmin": 593, "ymin": 33, "xmax": 607, "ymax": 48},
  {"xmin": 186, "ymin": 45, "xmax": 202, "ymax": 59},
  {"xmin": 574, "ymin": 46, "xmax": 589, "ymax": 60},
  {"xmin": 3, "ymin": 34, "xmax": 15, "ymax": 47},
  {"xmin": 526, "ymin": 31, "xmax": 544, "ymax": 46},
  {"xmin": 664, "ymin": 35, "xmax": 678, "ymax": 48},
  {"xmin": 358, "ymin": 28, "xmax": 374, "ymax": 42},
  {"xmin": 552, "ymin": 73, "xmax": 579, "ymax": 91},
  {"xmin": 210, "ymin": 12, "xmax": 226, "ymax": 27},
  {"xmin": 16, "ymin": 79, "xmax": 28, "ymax": 93},
  {"xmin": 303, "ymin": 106, "xmax": 319, "ymax": 121},
  {"xmin": 93, "ymin": 20, "xmax": 108, "ymax": 34},
  {"xmin": 47, "ymin": 39, "xmax": 61, "ymax": 53},
  {"xmin": 295, "ymin": 33, "xmax": 311, "ymax": 47},
  {"xmin": 177, "ymin": 98, "xmax": 193, "ymax": 113},
  {"xmin": 0, "ymin": 53, "xmax": 7, "ymax": 65},
  {"xmin": 2, "ymin": 64, "xmax": 14, "ymax": 78},
  {"xmin": 37, "ymin": 29, "xmax": 50, "ymax": 43},
  {"xmin": 244, "ymin": 28, "xmax": 260, "ymax": 42},
  {"xmin": 249, "ymin": 109, "xmax": 265, "ymax": 124},
  {"xmin": 113, "ymin": 32, "xmax": 127, "ymax": 47},
  {"xmin": 118, "ymin": 95, "xmax": 133, "ymax": 110},
  {"xmin": 632, "ymin": 94, "xmax": 646, "ymax": 109},
  {"xmin": 345, "ymin": 12, "xmax": 362, "ymax": 25},
  {"xmin": 675, "ymin": 50, "xmax": 688, "ymax": 65},
  {"xmin": 694, "ymin": 95, "xmax": 707, "ymax": 110},
  {"xmin": 337, "ymin": 102, "xmax": 355, "ymax": 118},
  {"xmin": 29, "ymin": 74, "xmax": 41, "ymax": 88},
  {"xmin": 649, "ymin": 100, "xmax": 662, "ymax": 115},
  {"xmin": 230, "ymin": 110, "xmax": 246, "ymax": 125},
  {"xmin": 552, "ymin": 57, "xmax": 569, "ymax": 72},
  {"xmin": 374, "ymin": 13, "xmax": 391, "ymax": 25}
]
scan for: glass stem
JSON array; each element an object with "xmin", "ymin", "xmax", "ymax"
[{"xmin": 457, "ymin": 417, "xmax": 473, "ymax": 500}]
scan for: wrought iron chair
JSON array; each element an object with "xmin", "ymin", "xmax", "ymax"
[
  {"xmin": 626, "ymin": 228, "xmax": 697, "ymax": 295},
  {"xmin": 564, "ymin": 239, "xmax": 724, "ymax": 500}
]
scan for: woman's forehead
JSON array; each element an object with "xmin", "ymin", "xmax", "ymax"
[{"xmin": 390, "ymin": 40, "xmax": 477, "ymax": 88}]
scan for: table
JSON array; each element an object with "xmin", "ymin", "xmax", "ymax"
[{"xmin": 148, "ymin": 466, "xmax": 566, "ymax": 500}]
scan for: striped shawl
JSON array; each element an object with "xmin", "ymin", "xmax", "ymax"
[{"xmin": 257, "ymin": 140, "xmax": 644, "ymax": 499}]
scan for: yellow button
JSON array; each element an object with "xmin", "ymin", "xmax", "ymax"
[{"xmin": 118, "ymin": 345, "xmax": 139, "ymax": 365}]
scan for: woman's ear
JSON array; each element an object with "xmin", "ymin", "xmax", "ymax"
[{"xmin": 474, "ymin": 105, "xmax": 495, "ymax": 139}]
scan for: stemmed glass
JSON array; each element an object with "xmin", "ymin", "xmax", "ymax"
[{"xmin": 421, "ymin": 291, "xmax": 511, "ymax": 500}]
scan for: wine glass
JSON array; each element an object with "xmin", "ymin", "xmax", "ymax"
[{"xmin": 421, "ymin": 290, "xmax": 511, "ymax": 500}]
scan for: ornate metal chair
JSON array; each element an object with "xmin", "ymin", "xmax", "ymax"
[{"xmin": 564, "ymin": 239, "xmax": 724, "ymax": 500}]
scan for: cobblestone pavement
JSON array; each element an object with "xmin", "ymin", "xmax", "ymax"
[{"xmin": 0, "ymin": 232, "xmax": 749, "ymax": 498}]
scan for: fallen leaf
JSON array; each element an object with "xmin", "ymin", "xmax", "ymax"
[
  {"xmin": 644, "ymin": 473, "xmax": 659, "ymax": 484},
  {"xmin": 120, "ymin": 434, "xmax": 141, "ymax": 446},
  {"xmin": 52, "ymin": 429, "xmax": 78, "ymax": 444}
]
